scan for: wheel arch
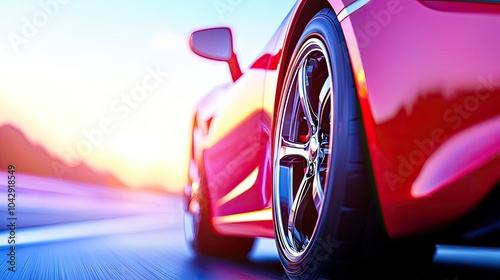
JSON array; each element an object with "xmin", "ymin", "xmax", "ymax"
[{"xmin": 275, "ymin": 0, "xmax": 358, "ymax": 117}]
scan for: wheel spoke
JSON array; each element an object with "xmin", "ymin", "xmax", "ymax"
[
  {"xmin": 280, "ymin": 138, "xmax": 309, "ymax": 161},
  {"xmin": 314, "ymin": 143, "xmax": 328, "ymax": 213},
  {"xmin": 288, "ymin": 175, "xmax": 312, "ymax": 249},
  {"xmin": 312, "ymin": 174, "xmax": 324, "ymax": 213},
  {"xmin": 297, "ymin": 64, "xmax": 317, "ymax": 130},
  {"xmin": 278, "ymin": 165, "xmax": 297, "ymax": 228},
  {"xmin": 319, "ymin": 77, "xmax": 331, "ymax": 106}
]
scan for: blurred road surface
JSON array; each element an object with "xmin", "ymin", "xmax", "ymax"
[{"xmin": 0, "ymin": 172, "xmax": 499, "ymax": 279}]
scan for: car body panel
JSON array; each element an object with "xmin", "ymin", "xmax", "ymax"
[
  {"xmin": 340, "ymin": 0, "xmax": 500, "ymax": 237},
  {"xmin": 189, "ymin": 0, "xmax": 500, "ymax": 239},
  {"xmin": 196, "ymin": 69, "xmax": 275, "ymax": 237}
]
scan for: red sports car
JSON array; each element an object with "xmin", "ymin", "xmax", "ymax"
[{"xmin": 184, "ymin": 0, "xmax": 500, "ymax": 278}]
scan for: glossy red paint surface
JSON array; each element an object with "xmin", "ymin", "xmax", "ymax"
[
  {"xmin": 341, "ymin": 0, "xmax": 500, "ymax": 237},
  {"xmin": 203, "ymin": 111, "xmax": 270, "ymax": 215},
  {"xmin": 329, "ymin": 0, "xmax": 356, "ymax": 16},
  {"xmin": 189, "ymin": 0, "xmax": 500, "ymax": 239}
]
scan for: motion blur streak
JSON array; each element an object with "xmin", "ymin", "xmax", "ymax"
[{"xmin": 0, "ymin": 214, "xmax": 174, "ymax": 247}]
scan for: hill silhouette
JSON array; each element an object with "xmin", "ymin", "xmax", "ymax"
[{"xmin": 0, "ymin": 124, "xmax": 127, "ymax": 188}]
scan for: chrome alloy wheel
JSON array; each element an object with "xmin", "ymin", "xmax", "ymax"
[{"xmin": 274, "ymin": 38, "xmax": 333, "ymax": 259}]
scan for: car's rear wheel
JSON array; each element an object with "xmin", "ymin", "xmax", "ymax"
[
  {"xmin": 184, "ymin": 140, "xmax": 254, "ymax": 258},
  {"xmin": 273, "ymin": 9, "xmax": 373, "ymax": 279}
]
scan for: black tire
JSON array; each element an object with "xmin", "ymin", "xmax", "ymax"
[
  {"xmin": 184, "ymin": 151, "xmax": 255, "ymax": 258},
  {"xmin": 273, "ymin": 9, "xmax": 373, "ymax": 279}
]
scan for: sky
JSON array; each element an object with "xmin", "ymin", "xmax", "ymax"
[{"xmin": 0, "ymin": 0, "xmax": 296, "ymax": 192}]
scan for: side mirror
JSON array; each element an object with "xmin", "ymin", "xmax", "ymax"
[{"xmin": 189, "ymin": 27, "xmax": 242, "ymax": 82}]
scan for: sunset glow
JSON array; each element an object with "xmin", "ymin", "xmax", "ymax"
[{"xmin": 0, "ymin": 1, "xmax": 295, "ymax": 192}]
